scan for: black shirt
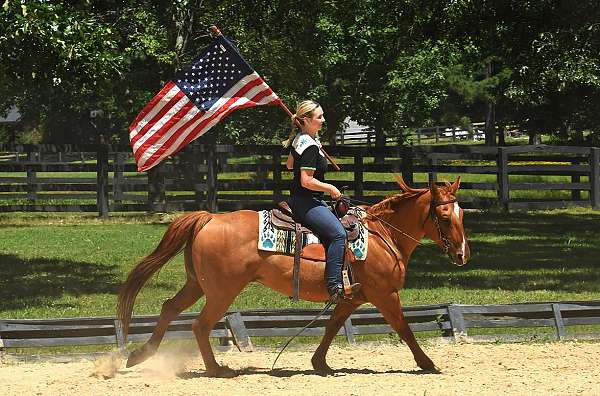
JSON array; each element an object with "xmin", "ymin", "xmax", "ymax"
[{"xmin": 290, "ymin": 134, "xmax": 328, "ymax": 199}]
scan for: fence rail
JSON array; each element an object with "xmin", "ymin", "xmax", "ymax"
[
  {"xmin": 412, "ymin": 123, "xmax": 487, "ymax": 144},
  {"xmin": 1, "ymin": 301, "xmax": 599, "ymax": 353},
  {"xmin": 1, "ymin": 144, "xmax": 599, "ymax": 215}
]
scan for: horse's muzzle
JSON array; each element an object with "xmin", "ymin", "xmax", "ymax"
[{"xmin": 452, "ymin": 253, "xmax": 467, "ymax": 267}]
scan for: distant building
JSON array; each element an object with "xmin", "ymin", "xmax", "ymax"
[
  {"xmin": 336, "ymin": 117, "xmax": 374, "ymax": 145},
  {"xmin": 0, "ymin": 106, "xmax": 21, "ymax": 124}
]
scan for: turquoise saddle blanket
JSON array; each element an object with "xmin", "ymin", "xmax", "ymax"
[{"xmin": 257, "ymin": 209, "xmax": 369, "ymax": 260}]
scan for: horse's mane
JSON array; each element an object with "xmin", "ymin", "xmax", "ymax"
[
  {"xmin": 367, "ymin": 190, "xmax": 428, "ymax": 217},
  {"xmin": 366, "ymin": 174, "xmax": 429, "ymax": 217}
]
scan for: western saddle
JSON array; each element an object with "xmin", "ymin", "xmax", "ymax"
[{"xmin": 270, "ymin": 202, "xmax": 362, "ymax": 301}]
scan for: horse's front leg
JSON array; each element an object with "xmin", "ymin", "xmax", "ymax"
[
  {"xmin": 311, "ymin": 299, "xmax": 362, "ymax": 375},
  {"xmin": 370, "ymin": 290, "xmax": 438, "ymax": 372}
]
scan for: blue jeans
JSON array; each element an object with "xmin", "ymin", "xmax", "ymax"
[{"xmin": 288, "ymin": 195, "xmax": 347, "ymax": 293}]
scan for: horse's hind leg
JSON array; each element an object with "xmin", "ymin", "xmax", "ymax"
[
  {"xmin": 126, "ymin": 279, "xmax": 204, "ymax": 368},
  {"xmin": 370, "ymin": 290, "xmax": 437, "ymax": 372},
  {"xmin": 191, "ymin": 293, "xmax": 240, "ymax": 378},
  {"xmin": 311, "ymin": 300, "xmax": 362, "ymax": 374}
]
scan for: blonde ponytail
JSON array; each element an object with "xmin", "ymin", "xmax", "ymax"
[{"xmin": 282, "ymin": 100, "xmax": 321, "ymax": 147}]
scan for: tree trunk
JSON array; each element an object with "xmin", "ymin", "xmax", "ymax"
[
  {"xmin": 528, "ymin": 132, "xmax": 541, "ymax": 145},
  {"xmin": 324, "ymin": 105, "xmax": 343, "ymax": 146},
  {"xmin": 498, "ymin": 123, "xmax": 506, "ymax": 146},
  {"xmin": 484, "ymin": 62, "xmax": 496, "ymax": 146}
]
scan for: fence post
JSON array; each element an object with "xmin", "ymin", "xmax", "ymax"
[
  {"xmin": 225, "ymin": 312, "xmax": 252, "ymax": 352},
  {"xmin": 192, "ymin": 144, "xmax": 205, "ymax": 209},
  {"xmin": 113, "ymin": 152, "xmax": 124, "ymax": 203},
  {"xmin": 114, "ymin": 319, "xmax": 125, "ymax": 352},
  {"xmin": 447, "ymin": 304, "xmax": 467, "ymax": 341},
  {"xmin": 551, "ymin": 303, "xmax": 566, "ymax": 340},
  {"xmin": 354, "ymin": 154, "xmax": 364, "ymax": 201},
  {"xmin": 428, "ymin": 155, "xmax": 438, "ymax": 184},
  {"xmin": 401, "ymin": 146, "xmax": 414, "ymax": 185},
  {"xmin": 590, "ymin": 148, "xmax": 600, "ymax": 210},
  {"xmin": 571, "ymin": 159, "xmax": 581, "ymax": 201},
  {"xmin": 97, "ymin": 145, "xmax": 109, "ymax": 218},
  {"xmin": 147, "ymin": 162, "xmax": 166, "ymax": 213},
  {"xmin": 26, "ymin": 151, "xmax": 37, "ymax": 201},
  {"xmin": 343, "ymin": 318, "xmax": 356, "ymax": 345},
  {"xmin": 497, "ymin": 147, "xmax": 509, "ymax": 212},
  {"xmin": 435, "ymin": 126, "xmax": 439, "ymax": 143},
  {"xmin": 272, "ymin": 152, "xmax": 282, "ymax": 203},
  {"xmin": 206, "ymin": 143, "xmax": 218, "ymax": 212}
]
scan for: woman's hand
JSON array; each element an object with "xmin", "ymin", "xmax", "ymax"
[{"xmin": 330, "ymin": 185, "xmax": 342, "ymax": 200}]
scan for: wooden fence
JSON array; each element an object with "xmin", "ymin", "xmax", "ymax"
[
  {"xmin": 0, "ymin": 143, "xmax": 599, "ymax": 216},
  {"xmin": 413, "ymin": 123, "xmax": 487, "ymax": 143},
  {"xmin": 2, "ymin": 301, "xmax": 600, "ymax": 354}
]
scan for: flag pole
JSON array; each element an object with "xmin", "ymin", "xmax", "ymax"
[{"xmin": 210, "ymin": 25, "xmax": 340, "ymax": 171}]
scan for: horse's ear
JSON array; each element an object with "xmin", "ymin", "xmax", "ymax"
[
  {"xmin": 450, "ymin": 176, "xmax": 461, "ymax": 194},
  {"xmin": 394, "ymin": 173, "xmax": 411, "ymax": 192}
]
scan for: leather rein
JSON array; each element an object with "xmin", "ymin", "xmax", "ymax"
[{"xmin": 346, "ymin": 195, "xmax": 459, "ymax": 265}]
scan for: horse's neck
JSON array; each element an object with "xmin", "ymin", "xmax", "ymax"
[{"xmin": 381, "ymin": 193, "xmax": 429, "ymax": 258}]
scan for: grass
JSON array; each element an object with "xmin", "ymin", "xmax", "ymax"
[{"xmin": 1, "ymin": 208, "xmax": 600, "ymax": 322}]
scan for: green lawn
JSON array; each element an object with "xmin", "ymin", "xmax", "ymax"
[{"xmin": 1, "ymin": 208, "xmax": 599, "ymax": 321}]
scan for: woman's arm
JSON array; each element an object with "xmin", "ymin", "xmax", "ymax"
[
  {"xmin": 286, "ymin": 153, "xmax": 294, "ymax": 170},
  {"xmin": 300, "ymin": 169, "xmax": 341, "ymax": 199}
]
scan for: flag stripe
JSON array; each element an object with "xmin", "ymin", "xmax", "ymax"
[
  {"xmin": 179, "ymin": 85, "xmax": 279, "ymax": 154},
  {"xmin": 139, "ymin": 75, "xmax": 275, "ymax": 170},
  {"xmin": 138, "ymin": 74, "xmax": 265, "ymax": 170},
  {"xmin": 129, "ymin": 36, "xmax": 281, "ymax": 171},
  {"xmin": 136, "ymin": 109, "xmax": 203, "ymax": 170},
  {"xmin": 129, "ymin": 82, "xmax": 179, "ymax": 140},
  {"xmin": 166, "ymin": 83, "xmax": 279, "ymax": 167},
  {"xmin": 130, "ymin": 90, "xmax": 186, "ymax": 150},
  {"xmin": 137, "ymin": 74, "xmax": 260, "ymax": 168},
  {"xmin": 132, "ymin": 97, "xmax": 196, "ymax": 163}
]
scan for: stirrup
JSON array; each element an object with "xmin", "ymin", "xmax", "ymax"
[
  {"xmin": 344, "ymin": 282, "xmax": 361, "ymax": 297},
  {"xmin": 328, "ymin": 288, "xmax": 344, "ymax": 304}
]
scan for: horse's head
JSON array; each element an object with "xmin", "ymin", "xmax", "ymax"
[{"xmin": 428, "ymin": 177, "xmax": 470, "ymax": 266}]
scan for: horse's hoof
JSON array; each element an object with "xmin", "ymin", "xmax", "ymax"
[
  {"xmin": 207, "ymin": 365, "xmax": 237, "ymax": 378},
  {"xmin": 421, "ymin": 365, "xmax": 442, "ymax": 374},
  {"xmin": 311, "ymin": 357, "xmax": 334, "ymax": 376},
  {"xmin": 126, "ymin": 347, "xmax": 154, "ymax": 368},
  {"xmin": 416, "ymin": 359, "xmax": 440, "ymax": 373}
]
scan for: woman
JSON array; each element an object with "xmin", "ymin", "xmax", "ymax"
[{"xmin": 283, "ymin": 100, "xmax": 360, "ymax": 302}]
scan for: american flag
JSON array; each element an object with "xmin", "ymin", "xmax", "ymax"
[{"xmin": 129, "ymin": 35, "xmax": 281, "ymax": 171}]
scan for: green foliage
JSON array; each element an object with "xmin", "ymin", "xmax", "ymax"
[{"xmin": 0, "ymin": 1, "xmax": 599, "ymax": 145}]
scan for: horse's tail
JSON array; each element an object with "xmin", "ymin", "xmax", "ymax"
[{"xmin": 117, "ymin": 211, "xmax": 213, "ymax": 341}]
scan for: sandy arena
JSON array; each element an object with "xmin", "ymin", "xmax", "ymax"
[{"xmin": 1, "ymin": 341, "xmax": 599, "ymax": 395}]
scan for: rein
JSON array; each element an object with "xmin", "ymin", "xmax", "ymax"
[
  {"xmin": 345, "ymin": 198, "xmax": 422, "ymax": 244},
  {"xmin": 271, "ymin": 298, "xmax": 335, "ymax": 370},
  {"xmin": 346, "ymin": 196, "xmax": 459, "ymax": 265}
]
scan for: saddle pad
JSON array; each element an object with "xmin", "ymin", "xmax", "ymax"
[{"xmin": 258, "ymin": 210, "xmax": 368, "ymax": 260}]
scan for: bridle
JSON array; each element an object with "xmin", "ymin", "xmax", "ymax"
[
  {"xmin": 346, "ymin": 194, "xmax": 462, "ymax": 266},
  {"xmin": 429, "ymin": 198, "xmax": 459, "ymax": 264}
]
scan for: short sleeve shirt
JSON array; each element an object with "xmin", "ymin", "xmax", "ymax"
[{"xmin": 290, "ymin": 134, "xmax": 328, "ymax": 199}]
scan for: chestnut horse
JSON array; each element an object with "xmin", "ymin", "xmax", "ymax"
[{"xmin": 117, "ymin": 176, "xmax": 469, "ymax": 377}]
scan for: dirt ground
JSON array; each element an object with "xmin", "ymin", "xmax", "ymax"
[{"xmin": 1, "ymin": 341, "xmax": 599, "ymax": 395}]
